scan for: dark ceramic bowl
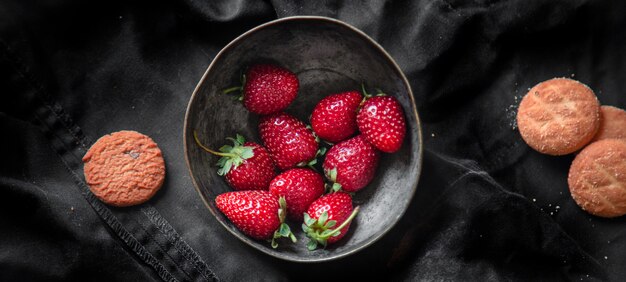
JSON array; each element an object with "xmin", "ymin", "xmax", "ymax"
[{"xmin": 183, "ymin": 16, "xmax": 422, "ymax": 262}]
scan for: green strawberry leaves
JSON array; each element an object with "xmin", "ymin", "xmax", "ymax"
[
  {"xmin": 193, "ymin": 131, "xmax": 256, "ymax": 176},
  {"xmin": 216, "ymin": 136, "xmax": 254, "ymax": 175},
  {"xmin": 271, "ymin": 223, "xmax": 296, "ymax": 249},
  {"xmin": 297, "ymin": 146, "xmax": 326, "ymax": 169},
  {"xmin": 303, "ymin": 212, "xmax": 315, "ymax": 226},
  {"xmin": 217, "ymin": 159, "xmax": 232, "ymax": 176},
  {"xmin": 306, "ymin": 240, "xmax": 318, "ymax": 251},
  {"xmin": 302, "ymin": 207, "xmax": 360, "ymax": 251},
  {"xmin": 325, "ymin": 167, "xmax": 343, "ymax": 192},
  {"xmin": 271, "ymin": 197, "xmax": 297, "ymax": 248},
  {"xmin": 327, "ymin": 167, "xmax": 338, "ymax": 181},
  {"xmin": 318, "ymin": 211, "xmax": 328, "ymax": 226}
]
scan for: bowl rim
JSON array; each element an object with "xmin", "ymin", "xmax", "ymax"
[{"xmin": 183, "ymin": 15, "xmax": 424, "ymax": 263}]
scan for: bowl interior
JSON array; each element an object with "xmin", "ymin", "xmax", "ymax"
[{"xmin": 184, "ymin": 17, "xmax": 422, "ymax": 262}]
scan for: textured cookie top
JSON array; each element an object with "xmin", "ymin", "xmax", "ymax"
[
  {"xmin": 593, "ymin": 105, "xmax": 626, "ymax": 142},
  {"xmin": 517, "ymin": 78, "xmax": 600, "ymax": 155},
  {"xmin": 568, "ymin": 139, "xmax": 626, "ymax": 218},
  {"xmin": 83, "ymin": 130, "xmax": 165, "ymax": 207}
]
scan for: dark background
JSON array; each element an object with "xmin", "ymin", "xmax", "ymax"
[{"xmin": 1, "ymin": 0, "xmax": 624, "ymax": 281}]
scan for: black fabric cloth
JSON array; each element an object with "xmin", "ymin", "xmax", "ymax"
[{"xmin": 1, "ymin": 0, "xmax": 624, "ymax": 281}]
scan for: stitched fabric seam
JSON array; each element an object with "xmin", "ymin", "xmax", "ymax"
[
  {"xmin": 36, "ymin": 93, "xmax": 216, "ymax": 281},
  {"xmin": 32, "ymin": 111, "xmax": 178, "ymax": 282},
  {"xmin": 131, "ymin": 208, "xmax": 200, "ymax": 281},
  {"xmin": 142, "ymin": 206, "xmax": 219, "ymax": 281},
  {"xmin": 0, "ymin": 38, "xmax": 208, "ymax": 282}
]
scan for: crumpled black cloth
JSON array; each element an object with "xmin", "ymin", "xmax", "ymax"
[{"xmin": 1, "ymin": 0, "xmax": 624, "ymax": 281}]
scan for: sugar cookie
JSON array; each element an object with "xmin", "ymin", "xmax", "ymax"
[
  {"xmin": 593, "ymin": 105, "xmax": 626, "ymax": 142},
  {"xmin": 568, "ymin": 139, "xmax": 626, "ymax": 217},
  {"xmin": 517, "ymin": 78, "xmax": 600, "ymax": 155}
]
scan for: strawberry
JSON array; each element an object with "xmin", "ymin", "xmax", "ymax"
[
  {"xmin": 224, "ymin": 64, "xmax": 299, "ymax": 115},
  {"xmin": 194, "ymin": 132, "xmax": 276, "ymax": 191},
  {"xmin": 357, "ymin": 93, "xmax": 406, "ymax": 153},
  {"xmin": 259, "ymin": 112, "xmax": 322, "ymax": 170},
  {"xmin": 310, "ymin": 91, "xmax": 362, "ymax": 143},
  {"xmin": 269, "ymin": 168, "xmax": 325, "ymax": 222},
  {"xmin": 216, "ymin": 191, "xmax": 296, "ymax": 248},
  {"xmin": 323, "ymin": 135, "xmax": 380, "ymax": 192},
  {"xmin": 302, "ymin": 192, "xmax": 359, "ymax": 250}
]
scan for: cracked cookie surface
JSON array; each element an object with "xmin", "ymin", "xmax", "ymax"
[
  {"xmin": 517, "ymin": 78, "xmax": 600, "ymax": 155},
  {"xmin": 83, "ymin": 130, "xmax": 165, "ymax": 207},
  {"xmin": 568, "ymin": 139, "xmax": 626, "ymax": 217}
]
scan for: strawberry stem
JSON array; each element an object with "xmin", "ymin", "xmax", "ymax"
[
  {"xmin": 306, "ymin": 161, "xmax": 318, "ymax": 171},
  {"xmin": 223, "ymin": 73, "xmax": 246, "ymax": 101},
  {"xmin": 361, "ymin": 83, "xmax": 370, "ymax": 97},
  {"xmin": 326, "ymin": 206, "xmax": 359, "ymax": 237},
  {"xmin": 303, "ymin": 206, "xmax": 360, "ymax": 250},
  {"xmin": 222, "ymin": 86, "xmax": 242, "ymax": 95},
  {"xmin": 360, "ymin": 83, "xmax": 373, "ymax": 107},
  {"xmin": 193, "ymin": 131, "xmax": 237, "ymax": 158},
  {"xmin": 278, "ymin": 197, "xmax": 287, "ymax": 223}
]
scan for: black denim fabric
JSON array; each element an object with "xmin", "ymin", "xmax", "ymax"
[{"xmin": 1, "ymin": 0, "xmax": 624, "ymax": 281}]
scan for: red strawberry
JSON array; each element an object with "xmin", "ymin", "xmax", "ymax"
[
  {"xmin": 323, "ymin": 135, "xmax": 380, "ymax": 192},
  {"xmin": 216, "ymin": 191, "xmax": 296, "ymax": 248},
  {"xmin": 224, "ymin": 64, "xmax": 299, "ymax": 115},
  {"xmin": 269, "ymin": 168, "xmax": 325, "ymax": 222},
  {"xmin": 259, "ymin": 112, "xmax": 321, "ymax": 170},
  {"xmin": 357, "ymin": 94, "xmax": 406, "ymax": 153},
  {"xmin": 194, "ymin": 132, "xmax": 276, "ymax": 191},
  {"xmin": 302, "ymin": 192, "xmax": 359, "ymax": 250},
  {"xmin": 310, "ymin": 91, "xmax": 362, "ymax": 143}
]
